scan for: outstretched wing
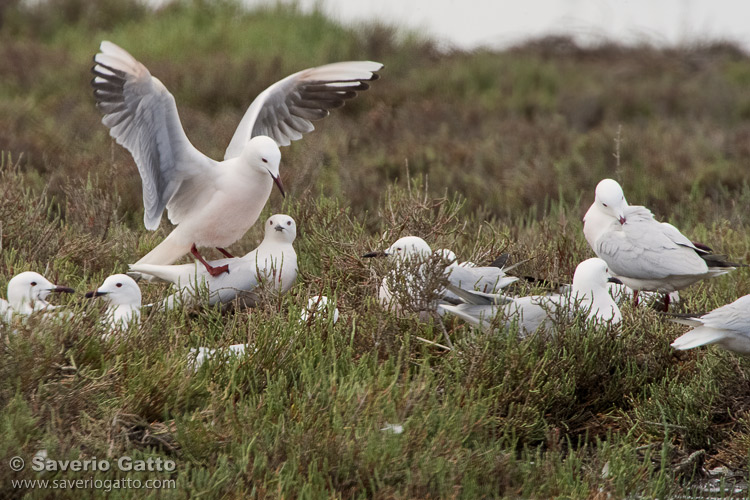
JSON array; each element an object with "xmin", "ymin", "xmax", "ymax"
[
  {"xmin": 224, "ymin": 61, "xmax": 383, "ymax": 158},
  {"xmin": 92, "ymin": 41, "xmax": 216, "ymax": 230}
]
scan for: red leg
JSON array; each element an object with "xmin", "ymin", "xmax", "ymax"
[
  {"xmin": 663, "ymin": 293, "xmax": 670, "ymax": 312},
  {"xmin": 631, "ymin": 289, "xmax": 639, "ymax": 308},
  {"xmin": 216, "ymin": 247, "xmax": 234, "ymax": 258},
  {"xmin": 191, "ymin": 244, "xmax": 229, "ymax": 277}
]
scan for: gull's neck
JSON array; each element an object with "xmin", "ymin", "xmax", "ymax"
[
  {"xmin": 11, "ymin": 296, "xmax": 51, "ymax": 315},
  {"xmin": 265, "ymin": 233, "xmax": 293, "ymax": 245},
  {"xmin": 108, "ymin": 304, "xmax": 140, "ymax": 327},
  {"xmin": 583, "ymin": 204, "xmax": 612, "ymax": 248},
  {"xmin": 574, "ymin": 283, "xmax": 618, "ymax": 321}
]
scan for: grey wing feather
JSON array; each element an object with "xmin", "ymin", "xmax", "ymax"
[
  {"xmin": 445, "ymin": 284, "xmax": 512, "ymax": 305},
  {"xmin": 181, "ymin": 258, "xmax": 262, "ymax": 305},
  {"xmin": 505, "ymin": 296, "xmax": 556, "ymax": 333},
  {"xmin": 447, "ymin": 265, "xmax": 518, "ymax": 294},
  {"xmin": 624, "ymin": 204, "xmax": 656, "ymax": 222},
  {"xmin": 442, "ymin": 295, "xmax": 559, "ymax": 335},
  {"xmin": 91, "ymin": 41, "xmax": 215, "ymax": 230},
  {"xmin": 225, "ymin": 61, "xmax": 383, "ymax": 158},
  {"xmin": 439, "ymin": 303, "xmax": 499, "ymax": 329},
  {"xmin": 595, "ymin": 218, "xmax": 707, "ymax": 279},
  {"xmin": 624, "ymin": 206, "xmax": 702, "ymax": 252},
  {"xmin": 699, "ymin": 295, "xmax": 750, "ymax": 332}
]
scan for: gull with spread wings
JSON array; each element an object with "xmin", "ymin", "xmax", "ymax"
[{"xmin": 92, "ymin": 41, "xmax": 381, "ymax": 276}]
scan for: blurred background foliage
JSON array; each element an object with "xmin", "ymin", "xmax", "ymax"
[{"xmin": 2, "ymin": 0, "xmax": 749, "ymax": 232}]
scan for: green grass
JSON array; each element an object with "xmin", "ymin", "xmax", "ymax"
[{"xmin": 2, "ymin": 0, "xmax": 750, "ymax": 498}]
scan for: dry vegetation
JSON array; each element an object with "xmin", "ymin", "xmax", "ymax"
[{"xmin": 2, "ymin": 0, "xmax": 750, "ymax": 498}]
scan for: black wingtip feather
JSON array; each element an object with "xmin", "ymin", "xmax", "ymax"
[
  {"xmin": 91, "ymin": 81, "xmax": 122, "ymax": 95},
  {"xmin": 692, "ymin": 241, "xmax": 714, "ymax": 253},
  {"xmin": 700, "ymin": 253, "xmax": 747, "ymax": 268},
  {"xmin": 91, "ymin": 61, "xmax": 128, "ymax": 80},
  {"xmin": 298, "ymin": 94, "xmax": 346, "ymax": 109},
  {"xmin": 488, "ymin": 253, "xmax": 510, "ymax": 269}
]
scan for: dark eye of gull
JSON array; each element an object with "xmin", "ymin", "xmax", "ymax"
[
  {"xmin": 287, "ymin": 221, "xmax": 291, "ymax": 226},
  {"xmin": 262, "ymin": 158, "xmax": 268, "ymax": 163},
  {"xmin": 30, "ymin": 282, "xmax": 37, "ymax": 286},
  {"xmin": 116, "ymin": 283, "xmax": 123, "ymax": 288}
]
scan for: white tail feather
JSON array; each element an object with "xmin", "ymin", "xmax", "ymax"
[{"xmin": 671, "ymin": 327, "xmax": 727, "ymax": 350}]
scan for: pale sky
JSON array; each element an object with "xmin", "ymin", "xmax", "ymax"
[{"xmin": 266, "ymin": 0, "xmax": 750, "ymax": 51}]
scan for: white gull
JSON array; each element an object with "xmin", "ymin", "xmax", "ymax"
[
  {"xmin": 440, "ymin": 257, "xmax": 622, "ymax": 335},
  {"xmin": 583, "ymin": 179, "xmax": 737, "ymax": 308},
  {"xmin": 671, "ymin": 295, "xmax": 750, "ymax": 354},
  {"xmin": 85, "ymin": 274, "xmax": 141, "ymax": 333},
  {"xmin": 130, "ymin": 214, "xmax": 297, "ymax": 309},
  {"xmin": 92, "ymin": 41, "xmax": 381, "ymax": 276},
  {"xmin": 2, "ymin": 271, "xmax": 74, "ymax": 321},
  {"xmin": 363, "ymin": 236, "xmax": 518, "ymax": 313}
]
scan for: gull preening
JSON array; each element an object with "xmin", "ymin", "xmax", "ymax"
[
  {"xmin": 130, "ymin": 214, "xmax": 298, "ymax": 309},
  {"xmin": 363, "ymin": 236, "xmax": 518, "ymax": 313},
  {"xmin": 92, "ymin": 41, "xmax": 382, "ymax": 276},
  {"xmin": 440, "ymin": 258, "xmax": 622, "ymax": 335},
  {"xmin": 85, "ymin": 274, "xmax": 142, "ymax": 332},
  {"xmin": 583, "ymin": 178, "xmax": 738, "ymax": 309},
  {"xmin": 2, "ymin": 272, "xmax": 74, "ymax": 320},
  {"xmin": 671, "ymin": 295, "xmax": 750, "ymax": 354}
]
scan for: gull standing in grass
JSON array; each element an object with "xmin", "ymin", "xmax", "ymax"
[
  {"xmin": 91, "ymin": 41, "xmax": 382, "ymax": 276},
  {"xmin": 363, "ymin": 236, "xmax": 518, "ymax": 313},
  {"xmin": 583, "ymin": 178, "xmax": 738, "ymax": 310},
  {"xmin": 440, "ymin": 258, "xmax": 622, "ymax": 335},
  {"xmin": 671, "ymin": 295, "xmax": 750, "ymax": 354},
  {"xmin": 85, "ymin": 274, "xmax": 141, "ymax": 333},
  {"xmin": 2, "ymin": 272, "xmax": 74, "ymax": 321},
  {"xmin": 130, "ymin": 214, "xmax": 298, "ymax": 309}
]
